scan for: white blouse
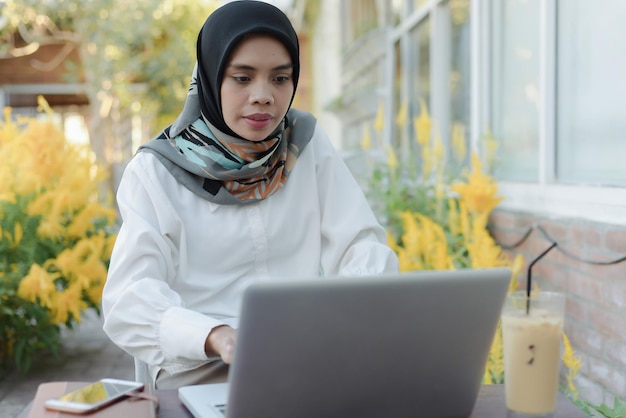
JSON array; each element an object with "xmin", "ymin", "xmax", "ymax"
[{"xmin": 102, "ymin": 123, "xmax": 398, "ymax": 379}]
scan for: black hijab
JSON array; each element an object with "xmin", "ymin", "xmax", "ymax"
[
  {"xmin": 138, "ymin": 1, "xmax": 316, "ymax": 204},
  {"xmin": 196, "ymin": 1, "xmax": 300, "ymax": 139}
]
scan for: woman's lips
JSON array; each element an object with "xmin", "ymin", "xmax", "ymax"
[{"xmin": 244, "ymin": 113, "xmax": 273, "ymax": 129}]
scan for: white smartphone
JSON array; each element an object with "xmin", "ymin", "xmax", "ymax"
[{"xmin": 44, "ymin": 378, "xmax": 145, "ymax": 414}]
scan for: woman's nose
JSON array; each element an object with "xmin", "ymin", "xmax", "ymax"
[{"xmin": 249, "ymin": 82, "xmax": 274, "ymax": 104}]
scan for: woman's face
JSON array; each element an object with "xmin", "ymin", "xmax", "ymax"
[{"xmin": 220, "ymin": 35, "xmax": 295, "ymax": 141}]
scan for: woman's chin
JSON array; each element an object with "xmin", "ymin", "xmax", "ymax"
[{"xmin": 235, "ymin": 124, "xmax": 281, "ymax": 142}]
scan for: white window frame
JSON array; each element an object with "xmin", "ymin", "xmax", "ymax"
[
  {"xmin": 385, "ymin": 0, "xmax": 458, "ymax": 153},
  {"xmin": 471, "ymin": 0, "xmax": 626, "ymax": 226},
  {"xmin": 372, "ymin": 0, "xmax": 626, "ymax": 227}
]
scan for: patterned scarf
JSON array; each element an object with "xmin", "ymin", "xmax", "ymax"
[{"xmin": 139, "ymin": 107, "xmax": 315, "ymax": 205}]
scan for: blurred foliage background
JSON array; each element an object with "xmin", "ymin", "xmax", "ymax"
[{"xmin": 0, "ymin": 0, "xmax": 215, "ymax": 182}]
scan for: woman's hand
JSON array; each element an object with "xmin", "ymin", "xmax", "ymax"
[{"xmin": 205, "ymin": 325, "xmax": 237, "ymax": 364}]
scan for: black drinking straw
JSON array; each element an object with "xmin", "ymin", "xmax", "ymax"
[{"xmin": 526, "ymin": 242, "xmax": 558, "ymax": 314}]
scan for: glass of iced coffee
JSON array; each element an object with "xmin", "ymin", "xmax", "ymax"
[{"xmin": 501, "ymin": 291, "xmax": 565, "ymax": 418}]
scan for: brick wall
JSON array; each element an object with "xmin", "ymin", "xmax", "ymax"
[{"xmin": 489, "ymin": 209, "xmax": 626, "ymax": 405}]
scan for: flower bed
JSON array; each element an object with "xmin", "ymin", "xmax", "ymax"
[
  {"xmin": 362, "ymin": 101, "xmax": 580, "ymax": 387},
  {"xmin": 0, "ymin": 99, "xmax": 117, "ymax": 372}
]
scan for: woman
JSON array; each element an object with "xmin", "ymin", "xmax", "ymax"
[{"xmin": 102, "ymin": 0, "xmax": 398, "ymax": 390}]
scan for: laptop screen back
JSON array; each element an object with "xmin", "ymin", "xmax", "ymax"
[{"xmin": 224, "ymin": 267, "xmax": 511, "ymax": 418}]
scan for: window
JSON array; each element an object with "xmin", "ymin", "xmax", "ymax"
[
  {"xmin": 483, "ymin": 0, "xmax": 626, "ymax": 225},
  {"xmin": 490, "ymin": 0, "xmax": 541, "ymax": 181},
  {"xmin": 448, "ymin": 0, "xmax": 471, "ymax": 165},
  {"xmin": 409, "ymin": 17, "xmax": 431, "ymax": 133},
  {"xmin": 343, "ymin": 0, "xmax": 379, "ymax": 45},
  {"xmin": 388, "ymin": 0, "xmax": 471, "ymax": 163},
  {"xmin": 340, "ymin": 0, "xmax": 625, "ymax": 225},
  {"xmin": 556, "ymin": 0, "xmax": 626, "ymax": 186}
]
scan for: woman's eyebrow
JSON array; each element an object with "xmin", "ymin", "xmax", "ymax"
[
  {"xmin": 272, "ymin": 63, "xmax": 294, "ymax": 71},
  {"xmin": 227, "ymin": 63, "xmax": 293, "ymax": 71}
]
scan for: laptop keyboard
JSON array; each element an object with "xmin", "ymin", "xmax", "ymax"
[{"xmin": 215, "ymin": 403, "xmax": 227, "ymax": 416}]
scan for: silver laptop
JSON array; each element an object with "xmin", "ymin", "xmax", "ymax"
[{"xmin": 179, "ymin": 267, "xmax": 511, "ymax": 418}]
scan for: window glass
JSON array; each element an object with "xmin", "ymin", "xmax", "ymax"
[
  {"xmin": 449, "ymin": 0, "xmax": 471, "ymax": 166},
  {"xmin": 346, "ymin": 0, "xmax": 379, "ymax": 43},
  {"xmin": 556, "ymin": 0, "xmax": 626, "ymax": 186},
  {"xmin": 490, "ymin": 0, "xmax": 540, "ymax": 181},
  {"xmin": 412, "ymin": 0, "xmax": 430, "ymax": 10},
  {"xmin": 393, "ymin": 40, "xmax": 407, "ymax": 150},
  {"xmin": 410, "ymin": 18, "xmax": 431, "ymax": 149}
]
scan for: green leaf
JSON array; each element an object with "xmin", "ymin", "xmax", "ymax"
[
  {"xmin": 581, "ymin": 397, "xmax": 626, "ymax": 418},
  {"xmin": 14, "ymin": 337, "xmax": 26, "ymax": 371}
]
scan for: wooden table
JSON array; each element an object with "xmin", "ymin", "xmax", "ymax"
[
  {"xmin": 20, "ymin": 384, "xmax": 587, "ymax": 417},
  {"xmin": 469, "ymin": 385, "xmax": 586, "ymax": 417},
  {"xmin": 156, "ymin": 384, "xmax": 587, "ymax": 418}
]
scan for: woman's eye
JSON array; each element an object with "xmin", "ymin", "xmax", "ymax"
[
  {"xmin": 274, "ymin": 76, "xmax": 290, "ymax": 84},
  {"xmin": 233, "ymin": 76, "xmax": 250, "ymax": 83}
]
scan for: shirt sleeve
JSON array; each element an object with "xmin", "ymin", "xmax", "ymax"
[
  {"xmin": 312, "ymin": 126, "xmax": 400, "ymax": 276},
  {"xmin": 101, "ymin": 156, "xmax": 225, "ymax": 376}
]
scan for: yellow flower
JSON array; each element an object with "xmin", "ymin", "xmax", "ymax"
[
  {"xmin": 397, "ymin": 248, "xmax": 420, "ymax": 271},
  {"xmin": 0, "ymin": 108, "xmax": 20, "ymax": 145},
  {"xmin": 395, "ymin": 211, "xmax": 454, "ymax": 271},
  {"xmin": 360, "ymin": 123, "xmax": 372, "ymax": 150},
  {"xmin": 433, "ymin": 130, "xmax": 444, "ymax": 161},
  {"xmin": 385, "ymin": 144, "xmax": 398, "ymax": 170},
  {"xmin": 37, "ymin": 217, "xmax": 65, "ymax": 239},
  {"xmin": 25, "ymin": 190, "xmax": 54, "ymax": 216},
  {"xmin": 370, "ymin": 99, "xmax": 579, "ymax": 387},
  {"xmin": 508, "ymin": 255, "xmax": 524, "ymax": 292},
  {"xmin": 67, "ymin": 203, "xmax": 117, "ymax": 239},
  {"xmin": 1, "ymin": 101, "xmax": 119, "ymax": 371},
  {"xmin": 33, "ymin": 191, "xmax": 73, "ymax": 239},
  {"xmin": 459, "ymin": 201, "xmax": 470, "ymax": 239},
  {"xmin": 1, "ymin": 222, "xmax": 23, "ymax": 248},
  {"xmin": 450, "ymin": 153, "xmax": 503, "ymax": 216},
  {"xmin": 435, "ymin": 171, "xmax": 445, "ymax": 203},
  {"xmin": 399, "ymin": 211, "xmax": 421, "ymax": 258},
  {"xmin": 86, "ymin": 278, "xmax": 106, "ymax": 306},
  {"xmin": 37, "ymin": 95, "xmax": 54, "ymax": 114},
  {"xmin": 465, "ymin": 224, "xmax": 508, "ymax": 269},
  {"xmin": 562, "ymin": 332, "xmax": 581, "ymax": 396},
  {"xmin": 421, "ymin": 144, "xmax": 433, "ymax": 178},
  {"xmin": 49, "ymin": 282, "xmax": 87, "ymax": 324},
  {"xmin": 413, "ymin": 97, "xmax": 431, "ymax": 146},
  {"xmin": 483, "ymin": 128, "xmax": 498, "ymax": 167},
  {"xmin": 451, "ymin": 122, "xmax": 467, "ymax": 162},
  {"xmin": 12, "ymin": 223, "xmax": 23, "ymax": 247},
  {"xmin": 0, "ymin": 191, "xmax": 16, "ymax": 206},
  {"xmin": 447, "ymin": 198, "xmax": 459, "ymax": 237},
  {"xmin": 386, "ymin": 230, "xmax": 400, "ymax": 252},
  {"xmin": 374, "ymin": 102, "xmax": 384, "ymax": 133},
  {"xmin": 432, "ymin": 130, "xmax": 445, "ymax": 180},
  {"xmin": 104, "ymin": 234, "xmax": 118, "ymax": 259},
  {"xmin": 415, "ymin": 214, "xmax": 450, "ymax": 269},
  {"xmin": 396, "ymin": 100, "xmax": 408, "ymax": 127},
  {"xmin": 50, "ymin": 235, "xmax": 109, "ymax": 306},
  {"xmin": 17, "ymin": 264, "xmax": 59, "ymax": 308}
]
